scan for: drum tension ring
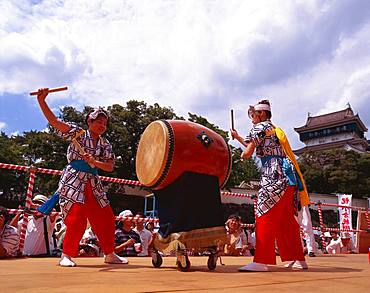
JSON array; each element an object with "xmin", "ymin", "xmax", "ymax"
[{"xmin": 197, "ymin": 131, "xmax": 214, "ymax": 148}]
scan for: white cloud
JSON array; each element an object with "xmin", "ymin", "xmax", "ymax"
[
  {"xmin": 0, "ymin": 121, "xmax": 6, "ymax": 130},
  {"xmin": 0, "ymin": 0, "xmax": 370, "ymax": 148}
]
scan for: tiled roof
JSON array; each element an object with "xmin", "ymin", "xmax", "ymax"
[{"xmin": 295, "ymin": 107, "xmax": 367, "ymax": 132}]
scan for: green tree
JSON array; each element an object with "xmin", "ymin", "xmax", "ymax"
[
  {"xmin": 0, "ymin": 101, "xmax": 261, "ymax": 211},
  {"xmin": 0, "ymin": 132, "xmax": 28, "ymax": 207},
  {"xmin": 299, "ymin": 150, "xmax": 370, "ymax": 198}
]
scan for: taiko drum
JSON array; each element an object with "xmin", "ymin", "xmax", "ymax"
[{"xmin": 136, "ymin": 120, "xmax": 232, "ymax": 190}]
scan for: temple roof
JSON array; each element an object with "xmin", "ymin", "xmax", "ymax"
[{"xmin": 294, "ymin": 107, "xmax": 368, "ymax": 133}]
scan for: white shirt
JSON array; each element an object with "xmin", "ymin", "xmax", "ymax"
[
  {"xmin": 81, "ymin": 227, "xmax": 96, "ymax": 242},
  {"xmin": 326, "ymin": 238, "xmax": 341, "ymax": 254},
  {"xmin": 1, "ymin": 224, "xmax": 19, "ymax": 257},
  {"xmin": 19, "ymin": 216, "xmax": 56, "ymax": 256},
  {"xmin": 133, "ymin": 227, "xmax": 152, "ymax": 256}
]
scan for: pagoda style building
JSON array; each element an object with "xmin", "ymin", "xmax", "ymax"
[{"xmin": 294, "ymin": 105, "xmax": 369, "ymax": 155}]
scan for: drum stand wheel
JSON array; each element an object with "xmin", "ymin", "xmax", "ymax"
[
  {"xmin": 207, "ymin": 252, "xmax": 218, "ymax": 271},
  {"xmin": 176, "ymin": 254, "xmax": 191, "ymax": 272},
  {"xmin": 151, "ymin": 250, "xmax": 163, "ymax": 268},
  {"xmin": 176, "ymin": 245, "xmax": 191, "ymax": 272}
]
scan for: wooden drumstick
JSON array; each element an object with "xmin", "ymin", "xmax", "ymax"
[
  {"xmin": 230, "ymin": 109, "xmax": 235, "ymax": 141},
  {"xmin": 231, "ymin": 109, "xmax": 235, "ymax": 130},
  {"xmin": 29, "ymin": 86, "xmax": 68, "ymax": 96}
]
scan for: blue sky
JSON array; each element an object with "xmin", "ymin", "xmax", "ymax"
[{"xmin": 1, "ymin": 0, "xmax": 370, "ymax": 149}]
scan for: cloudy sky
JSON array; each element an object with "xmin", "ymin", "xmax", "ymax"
[{"xmin": 1, "ymin": 0, "xmax": 370, "ymax": 149}]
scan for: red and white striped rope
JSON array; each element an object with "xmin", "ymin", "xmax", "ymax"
[
  {"xmin": 1, "ymin": 162, "xmax": 257, "ymax": 198},
  {"xmin": 115, "ymin": 216, "xmax": 159, "ymax": 223},
  {"xmin": 7, "ymin": 209, "xmax": 61, "ymax": 217},
  {"xmin": 241, "ymin": 223, "xmax": 255, "ymax": 228},
  {"xmin": 316, "ymin": 204, "xmax": 327, "ymax": 250},
  {"xmin": 18, "ymin": 170, "xmax": 36, "ymax": 251},
  {"xmin": 364, "ymin": 210, "xmax": 370, "ymax": 230},
  {"xmin": 98, "ymin": 175, "xmax": 142, "ymax": 186},
  {"xmin": 312, "ymin": 201, "xmax": 368, "ymax": 212},
  {"xmin": 253, "ymin": 197, "xmax": 257, "ymax": 218},
  {"xmin": 220, "ymin": 191, "xmax": 253, "ymax": 198},
  {"xmin": 312, "ymin": 226, "xmax": 367, "ymax": 234}
]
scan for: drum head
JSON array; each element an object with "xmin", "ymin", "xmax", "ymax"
[{"xmin": 136, "ymin": 121, "xmax": 169, "ymax": 186}]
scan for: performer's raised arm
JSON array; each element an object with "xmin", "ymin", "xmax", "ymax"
[{"xmin": 36, "ymin": 88, "xmax": 71, "ymax": 133}]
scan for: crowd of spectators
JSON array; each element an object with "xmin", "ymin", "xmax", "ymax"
[
  {"xmin": 0, "ymin": 198, "xmax": 158, "ymax": 259},
  {"xmin": 0, "ymin": 200, "xmax": 360, "ymax": 260},
  {"xmin": 324, "ymin": 231, "xmax": 356, "ymax": 254}
]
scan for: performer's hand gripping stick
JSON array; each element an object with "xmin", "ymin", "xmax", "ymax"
[{"xmin": 71, "ymin": 130, "xmax": 96, "ymax": 168}]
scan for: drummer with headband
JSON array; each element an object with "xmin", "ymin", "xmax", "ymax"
[
  {"xmin": 36, "ymin": 88, "xmax": 127, "ymax": 267},
  {"xmin": 230, "ymin": 99, "xmax": 307, "ymax": 271}
]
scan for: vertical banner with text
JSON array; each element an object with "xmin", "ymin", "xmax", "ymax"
[{"xmin": 337, "ymin": 194, "xmax": 353, "ymax": 239}]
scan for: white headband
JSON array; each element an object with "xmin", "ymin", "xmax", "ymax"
[
  {"xmin": 254, "ymin": 104, "xmax": 271, "ymax": 112},
  {"xmin": 88, "ymin": 107, "xmax": 108, "ymax": 121}
]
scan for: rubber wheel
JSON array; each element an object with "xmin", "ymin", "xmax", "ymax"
[
  {"xmin": 152, "ymin": 252, "xmax": 163, "ymax": 268},
  {"xmin": 207, "ymin": 254, "xmax": 217, "ymax": 271},
  {"xmin": 176, "ymin": 255, "xmax": 191, "ymax": 272}
]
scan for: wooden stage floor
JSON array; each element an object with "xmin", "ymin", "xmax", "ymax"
[{"xmin": 1, "ymin": 254, "xmax": 369, "ymax": 292}]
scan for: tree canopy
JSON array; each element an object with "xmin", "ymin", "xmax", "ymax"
[
  {"xmin": 298, "ymin": 149, "xmax": 370, "ymax": 198},
  {"xmin": 1, "ymin": 100, "xmax": 368, "ymax": 212},
  {"xmin": 0, "ymin": 100, "xmax": 260, "ymax": 211}
]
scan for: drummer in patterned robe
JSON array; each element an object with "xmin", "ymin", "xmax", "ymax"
[
  {"xmin": 231, "ymin": 99, "xmax": 307, "ymax": 271},
  {"xmin": 36, "ymin": 88, "xmax": 127, "ymax": 267}
]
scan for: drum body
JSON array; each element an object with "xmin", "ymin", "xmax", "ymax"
[{"xmin": 136, "ymin": 120, "xmax": 232, "ymax": 190}]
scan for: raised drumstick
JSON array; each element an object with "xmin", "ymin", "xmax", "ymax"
[
  {"xmin": 29, "ymin": 86, "xmax": 68, "ymax": 96},
  {"xmin": 230, "ymin": 109, "xmax": 235, "ymax": 130}
]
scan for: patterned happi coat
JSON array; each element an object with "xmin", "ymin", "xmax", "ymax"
[
  {"xmin": 246, "ymin": 120, "xmax": 296, "ymax": 217},
  {"xmin": 56, "ymin": 123, "xmax": 115, "ymax": 218}
]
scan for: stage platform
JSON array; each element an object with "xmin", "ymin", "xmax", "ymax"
[{"xmin": 1, "ymin": 254, "xmax": 369, "ymax": 292}]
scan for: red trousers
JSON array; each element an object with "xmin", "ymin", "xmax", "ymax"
[
  {"xmin": 63, "ymin": 181, "xmax": 115, "ymax": 257},
  {"xmin": 253, "ymin": 186, "xmax": 305, "ymax": 265}
]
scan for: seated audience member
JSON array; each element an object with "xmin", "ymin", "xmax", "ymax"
[
  {"xmin": 340, "ymin": 232, "xmax": 356, "ymax": 254},
  {"xmin": 133, "ymin": 212, "xmax": 152, "ymax": 256},
  {"xmin": 54, "ymin": 218, "xmax": 66, "ymax": 252},
  {"xmin": 0, "ymin": 206, "xmax": 20, "ymax": 258},
  {"xmin": 79, "ymin": 226, "xmax": 100, "ymax": 257},
  {"xmin": 224, "ymin": 214, "xmax": 248, "ymax": 256},
  {"xmin": 52, "ymin": 218, "xmax": 65, "ymax": 256},
  {"xmin": 114, "ymin": 210, "xmax": 142, "ymax": 257},
  {"xmin": 326, "ymin": 232, "xmax": 341, "ymax": 254},
  {"xmin": 15, "ymin": 194, "xmax": 58, "ymax": 256},
  {"xmin": 245, "ymin": 228, "xmax": 256, "ymax": 256},
  {"xmin": 145, "ymin": 222, "xmax": 155, "ymax": 234}
]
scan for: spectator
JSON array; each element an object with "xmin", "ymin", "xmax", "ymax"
[
  {"xmin": 340, "ymin": 232, "xmax": 356, "ymax": 254},
  {"xmin": 323, "ymin": 231, "xmax": 332, "ymax": 246},
  {"xmin": 114, "ymin": 210, "xmax": 142, "ymax": 257},
  {"xmin": 133, "ymin": 212, "xmax": 152, "ymax": 257},
  {"xmin": 145, "ymin": 222, "xmax": 155, "ymax": 234},
  {"xmin": 326, "ymin": 232, "xmax": 341, "ymax": 254},
  {"xmin": 16, "ymin": 194, "xmax": 58, "ymax": 256},
  {"xmin": 54, "ymin": 218, "xmax": 66, "ymax": 251},
  {"xmin": 224, "ymin": 215, "xmax": 248, "ymax": 256},
  {"xmin": 0, "ymin": 206, "xmax": 20, "ymax": 258},
  {"xmin": 245, "ymin": 228, "xmax": 256, "ymax": 255},
  {"xmin": 79, "ymin": 226, "xmax": 100, "ymax": 257}
]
